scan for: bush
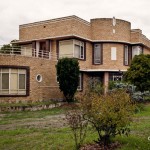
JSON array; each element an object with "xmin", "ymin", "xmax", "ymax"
[
  {"xmin": 108, "ymin": 82, "xmax": 150, "ymax": 103},
  {"xmin": 80, "ymin": 89, "xmax": 135, "ymax": 147},
  {"xmin": 66, "ymin": 110, "xmax": 88, "ymax": 150},
  {"xmin": 56, "ymin": 58, "xmax": 80, "ymax": 102}
]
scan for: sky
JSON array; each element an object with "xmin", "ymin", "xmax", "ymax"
[{"xmin": 0, "ymin": 0, "xmax": 150, "ymax": 45}]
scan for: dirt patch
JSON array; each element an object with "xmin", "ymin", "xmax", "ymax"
[
  {"xmin": 0, "ymin": 114, "xmax": 68, "ymax": 130},
  {"xmin": 81, "ymin": 141, "xmax": 121, "ymax": 150}
]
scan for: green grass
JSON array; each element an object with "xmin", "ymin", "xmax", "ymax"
[
  {"xmin": 0, "ymin": 103, "xmax": 150, "ymax": 150},
  {"xmin": 0, "ymin": 107, "xmax": 67, "ymax": 125}
]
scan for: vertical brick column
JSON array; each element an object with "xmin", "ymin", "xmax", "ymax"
[{"xmin": 104, "ymin": 72, "xmax": 109, "ymax": 94}]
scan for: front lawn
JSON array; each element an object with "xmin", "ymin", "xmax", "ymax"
[{"xmin": 0, "ymin": 104, "xmax": 150, "ymax": 150}]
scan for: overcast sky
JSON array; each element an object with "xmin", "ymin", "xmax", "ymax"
[{"xmin": 0, "ymin": 0, "xmax": 150, "ymax": 45}]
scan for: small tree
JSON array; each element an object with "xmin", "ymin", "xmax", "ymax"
[
  {"xmin": 80, "ymin": 89, "xmax": 135, "ymax": 147},
  {"xmin": 56, "ymin": 58, "xmax": 80, "ymax": 102},
  {"xmin": 66, "ymin": 110, "xmax": 88, "ymax": 150},
  {"xmin": 124, "ymin": 54, "xmax": 150, "ymax": 92}
]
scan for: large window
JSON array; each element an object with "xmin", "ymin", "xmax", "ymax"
[
  {"xmin": 0, "ymin": 68, "xmax": 28, "ymax": 96},
  {"xmin": 132, "ymin": 46, "xmax": 142, "ymax": 58},
  {"xmin": 93, "ymin": 44, "xmax": 102, "ymax": 64},
  {"xmin": 59, "ymin": 39, "xmax": 85, "ymax": 60}
]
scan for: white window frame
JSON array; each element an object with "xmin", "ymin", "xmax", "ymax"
[
  {"xmin": 111, "ymin": 47, "xmax": 117, "ymax": 60},
  {"xmin": 0, "ymin": 68, "xmax": 26, "ymax": 95}
]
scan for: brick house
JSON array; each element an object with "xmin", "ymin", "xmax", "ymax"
[{"xmin": 0, "ymin": 15, "xmax": 150, "ymax": 102}]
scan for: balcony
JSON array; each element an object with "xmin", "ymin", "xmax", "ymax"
[{"xmin": 0, "ymin": 45, "xmax": 57, "ymax": 60}]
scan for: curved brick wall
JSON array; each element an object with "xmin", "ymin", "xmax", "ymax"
[{"xmin": 91, "ymin": 18, "xmax": 131, "ymax": 42}]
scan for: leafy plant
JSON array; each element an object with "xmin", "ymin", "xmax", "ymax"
[
  {"xmin": 124, "ymin": 54, "xmax": 150, "ymax": 92},
  {"xmin": 66, "ymin": 110, "xmax": 88, "ymax": 150},
  {"xmin": 80, "ymin": 89, "xmax": 135, "ymax": 147},
  {"xmin": 56, "ymin": 58, "xmax": 80, "ymax": 102}
]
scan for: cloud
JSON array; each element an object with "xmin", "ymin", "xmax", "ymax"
[{"xmin": 0, "ymin": 0, "xmax": 150, "ymax": 44}]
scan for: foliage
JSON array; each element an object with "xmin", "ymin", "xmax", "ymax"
[
  {"xmin": 88, "ymin": 78, "xmax": 104, "ymax": 95},
  {"xmin": 56, "ymin": 58, "xmax": 80, "ymax": 102},
  {"xmin": 66, "ymin": 110, "xmax": 88, "ymax": 150},
  {"xmin": 108, "ymin": 81, "xmax": 150, "ymax": 103},
  {"xmin": 0, "ymin": 43, "xmax": 21, "ymax": 54},
  {"xmin": 124, "ymin": 54, "xmax": 150, "ymax": 92},
  {"xmin": 80, "ymin": 89, "xmax": 135, "ymax": 147}
]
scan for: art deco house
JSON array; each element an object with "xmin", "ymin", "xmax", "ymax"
[{"xmin": 0, "ymin": 15, "xmax": 150, "ymax": 102}]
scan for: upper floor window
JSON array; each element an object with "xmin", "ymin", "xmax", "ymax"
[
  {"xmin": 124, "ymin": 45, "xmax": 129, "ymax": 66},
  {"xmin": 0, "ymin": 67, "xmax": 29, "ymax": 96},
  {"xmin": 93, "ymin": 44, "xmax": 102, "ymax": 64},
  {"xmin": 132, "ymin": 46, "xmax": 142, "ymax": 58},
  {"xmin": 111, "ymin": 47, "xmax": 117, "ymax": 60},
  {"xmin": 59, "ymin": 39, "xmax": 85, "ymax": 60}
]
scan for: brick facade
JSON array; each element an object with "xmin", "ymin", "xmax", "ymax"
[{"xmin": 0, "ymin": 15, "xmax": 150, "ymax": 102}]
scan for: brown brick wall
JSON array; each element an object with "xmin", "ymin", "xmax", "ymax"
[
  {"xmin": 91, "ymin": 18, "xmax": 131, "ymax": 42},
  {"xmin": 0, "ymin": 55, "xmax": 63, "ymax": 103}
]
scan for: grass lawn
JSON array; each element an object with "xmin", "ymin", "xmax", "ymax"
[{"xmin": 0, "ymin": 104, "xmax": 150, "ymax": 150}]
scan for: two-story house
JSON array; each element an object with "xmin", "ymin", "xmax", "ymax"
[{"xmin": 0, "ymin": 15, "xmax": 150, "ymax": 103}]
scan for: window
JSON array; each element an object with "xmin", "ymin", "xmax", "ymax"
[
  {"xmin": 132, "ymin": 46, "xmax": 142, "ymax": 58},
  {"xmin": 0, "ymin": 68, "xmax": 27, "ymax": 95},
  {"xmin": 77, "ymin": 73, "xmax": 82, "ymax": 91},
  {"xmin": 111, "ymin": 47, "xmax": 117, "ymax": 60},
  {"xmin": 74, "ymin": 40, "xmax": 84, "ymax": 59},
  {"xmin": 124, "ymin": 45, "xmax": 129, "ymax": 65},
  {"xmin": 113, "ymin": 75, "xmax": 122, "ymax": 81},
  {"xmin": 93, "ymin": 44, "xmax": 102, "ymax": 64},
  {"xmin": 109, "ymin": 72, "xmax": 123, "ymax": 82},
  {"xmin": 59, "ymin": 39, "xmax": 85, "ymax": 60},
  {"xmin": 36, "ymin": 74, "xmax": 42, "ymax": 82}
]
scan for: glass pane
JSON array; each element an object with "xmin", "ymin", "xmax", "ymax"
[
  {"xmin": 0, "ymin": 73, "xmax": 1, "ymax": 90},
  {"xmin": 2, "ymin": 69, "xmax": 9, "ymax": 73},
  {"xmin": 124, "ymin": 46, "xmax": 128, "ymax": 65},
  {"xmin": 59, "ymin": 40, "xmax": 73, "ymax": 58},
  {"xmin": 19, "ymin": 69, "xmax": 26, "ymax": 74},
  {"xmin": 11, "ymin": 69, "xmax": 18, "ymax": 73},
  {"xmin": 10, "ymin": 73, "xmax": 18, "ymax": 94},
  {"xmin": 94, "ymin": 44, "xmax": 101, "ymax": 64},
  {"xmin": 19, "ymin": 74, "xmax": 25, "ymax": 89},
  {"xmin": 80, "ymin": 46, "xmax": 84, "ymax": 59},
  {"xmin": 2, "ymin": 73, "xmax": 9, "ymax": 89},
  {"xmin": 74, "ymin": 45, "xmax": 80, "ymax": 58}
]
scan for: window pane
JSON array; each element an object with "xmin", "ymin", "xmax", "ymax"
[
  {"xmin": 11, "ymin": 69, "xmax": 18, "ymax": 73},
  {"xmin": 19, "ymin": 74, "xmax": 25, "ymax": 89},
  {"xmin": 59, "ymin": 40, "xmax": 73, "ymax": 58},
  {"xmin": 10, "ymin": 73, "xmax": 18, "ymax": 94},
  {"xmin": 2, "ymin": 73, "xmax": 9, "ymax": 89},
  {"xmin": 111, "ymin": 47, "xmax": 117, "ymax": 60},
  {"xmin": 74, "ymin": 45, "xmax": 80, "ymax": 58},
  {"xmin": 124, "ymin": 45, "xmax": 128, "ymax": 65},
  {"xmin": 94, "ymin": 44, "xmax": 101, "ymax": 64},
  {"xmin": 132, "ymin": 46, "xmax": 142, "ymax": 58},
  {"xmin": 77, "ymin": 74, "xmax": 82, "ymax": 90},
  {"xmin": 80, "ymin": 46, "xmax": 84, "ymax": 59},
  {"xmin": 2, "ymin": 69, "xmax": 9, "ymax": 73}
]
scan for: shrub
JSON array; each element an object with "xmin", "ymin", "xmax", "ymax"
[
  {"xmin": 56, "ymin": 58, "xmax": 80, "ymax": 102},
  {"xmin": 80, "ymin": 89, "xmax": 135, "ymax": 147},
  {"xmin": 66, "ymin": 110, "xmax": 88, "ymax": 150}
]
